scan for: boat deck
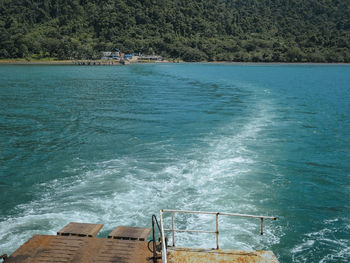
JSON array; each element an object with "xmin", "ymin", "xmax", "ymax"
[
  {"xmin": 4, "ymin": 223, "xmax": 152, "ymax": 263},
  {"xmin": 167, "ymin": 247, "xmax": 279, "ymax": 263},
  {"xmin": 2, "ymin": 221, "xmax": 279, "ymax": 263},
  {"xmin": 5, "ymin": 235, "xmax": 151, "ymax": 263}
]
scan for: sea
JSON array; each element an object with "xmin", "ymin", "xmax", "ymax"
[{"xmin": 0, "ymin": 63, "xmax": 349, "ymax": 262}]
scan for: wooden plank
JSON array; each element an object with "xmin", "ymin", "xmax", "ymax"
[
  {"xmin": 108, "ymin": 226, "xmax": 151, "ymax": 241},
  {"xmin": 57, "ymin": 222, "xmax": 104, "ymax": 237},
  {"xmin": 7, "ymin": 235, "xmax": 152, "ymax": 263}
]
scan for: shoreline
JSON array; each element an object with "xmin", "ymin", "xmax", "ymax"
[
  {"xmin": 0, "ymin": 59, "xmax": 74, "ymax": 65},
  {"xmin": 0, "ymin": 59, "xmax": 349, "ymax": 65}
]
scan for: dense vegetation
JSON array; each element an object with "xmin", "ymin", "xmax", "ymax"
[{"xmin": 1, "ymin": 0, "xmax": 350, "ymax": 62}]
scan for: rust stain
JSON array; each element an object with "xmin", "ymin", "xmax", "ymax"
[
  {"xmin": 6, "ymin": 235, "xmax": 152, "ymax": 263},
  {"xmin": 167, "ymin": 247, "xmax": 279, "ymax": 263}
]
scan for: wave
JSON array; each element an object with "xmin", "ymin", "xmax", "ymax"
[
  {"xmin": 0, "ymin": 84, "xmax": 280, "ymax": 255},
  {"xmin": 291, "ymin": 218, "xmax": 350, "ymax": 262}
]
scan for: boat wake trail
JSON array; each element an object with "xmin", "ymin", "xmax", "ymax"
[{"xmin": 0, "ymin": 84, "xmax": 280, "ymax": 254}]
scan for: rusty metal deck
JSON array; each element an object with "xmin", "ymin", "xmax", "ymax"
[
  {"xmin": 108, "ymin": 226, "xmax": 151, "ymax": 241},
  {"xmin": 3, "ymin": 211, "xmax": 279, "ymax": 263},
  {"xmin": 167, "ymin": 247, "xmax": 279, "ymax": 263},
  {"xmin": 57, "ymin": 222, "xmax": 104, "ymax": 238},
  {"xmin": 5, "ymin": 235, "xmax": 152, "ymax": 263}
]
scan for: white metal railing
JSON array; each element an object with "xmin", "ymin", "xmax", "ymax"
[{"xmin": 159, "ymin": 209, "xmax": 277, "ymax": 263}]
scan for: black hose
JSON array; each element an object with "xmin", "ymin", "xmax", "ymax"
[
  {"xmin": 147, "ymin": 239, "xmax": 155, "ymax": 253},
  {"xmin": 152, "ymin": 215, "xmax": 161, "ymax": 232},
  {"xmin": 150, "ymin": 215, "xmax": 162, "ymax": 263},
  {"xmin": 1, "ymin": 254, "xmax": 8, "ymax": 262}
]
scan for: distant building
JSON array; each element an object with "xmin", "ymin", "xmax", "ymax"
[
  {"xmin": 138, "ymin": 55, "xmax": 163, "ymax": 61},
  {"xmin": 102, "ymin": 52, "xmax": 112, "ymax": 57},
  {"xmin": 100, "ymin": 51, "xmax": 163, "ymax": 61},
  {"xmin": 101, "ymin": 51, "xmax": 119, "ymax": 60}
]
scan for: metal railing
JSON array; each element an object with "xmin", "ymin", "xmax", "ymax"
[
  {"xmin": 159, "ymin": 209, "xmax": 277, "ymax": 263},
  {"xmin": 148, "ymin": 215, "xmax": 162, "ymax": 263}
]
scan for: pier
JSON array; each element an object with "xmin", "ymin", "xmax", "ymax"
[{"xmin": 73, "ymin": 60, "xmax": 120, "ymax": 65}]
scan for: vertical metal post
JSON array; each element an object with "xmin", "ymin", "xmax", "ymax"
[
  {"xmin": 260, "ymin": 218, "xmax": 264, "ymax": 235},
  {"xmin": 152, "ymin": 216, "xmax": 156, "ymax": 263},
  {"xmin": 159, "ymin": 210, "xmax": 167, "ymax": 263},
  {"xmin": 171, "ymin": 212, "xmax": 175, "ymax": 247},
  {"xmin": 216, "ymin": 213, "xmax": 219, "ymax": 249}
]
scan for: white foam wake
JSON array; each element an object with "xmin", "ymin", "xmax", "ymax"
[{"xmin": 0, "ymin": 86, "xmax": 280, "ymax": 255}]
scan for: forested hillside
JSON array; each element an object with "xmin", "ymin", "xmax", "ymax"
[{"xmin": 1, "ymin": 0, "xmax": 349, "ymax": 62}]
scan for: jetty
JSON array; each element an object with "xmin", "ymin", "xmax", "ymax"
[
  {"xmin": 1, "ymin": 209, "xmax": 279, "ymax": 263},
  {"xmin": 73, "ymin": 60, "xmax": 122, "ymax": 65}
]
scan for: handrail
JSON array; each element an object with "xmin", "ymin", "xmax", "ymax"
[
  {"xmin": 160, "ymin": 209, "xmax": 277, "ymax": 255},
  {"xmin": 148, "ymin": 215, "xmax": 162, "ymax": 263},
  {"xmin": 162, "ymin": 209, "xmax": 277, "ymax": 220}
]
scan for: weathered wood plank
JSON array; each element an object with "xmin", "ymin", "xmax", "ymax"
[
  {"xmin": 108, "ymin": 226, "xmax": 151, "ymax": 241},
  {"xmin": 57, "ymin": 222, "xmax": 104, "ymax": 237},
  {"xmin": 6, "ymin": 235, "xmax": 152, "ymax": 263}
]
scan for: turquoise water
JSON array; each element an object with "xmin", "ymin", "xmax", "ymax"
[{"xmin": 0, "ymin": 64, "xmax": 349, "ymax": 262}]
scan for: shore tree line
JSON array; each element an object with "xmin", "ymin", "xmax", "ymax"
[{"xmin": 1, "ymin": 0, "xmax": 350, "ymax": 62}]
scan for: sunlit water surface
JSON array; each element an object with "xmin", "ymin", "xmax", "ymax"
[{"xmin": 0, "ymin": 64, "xmax": 349, "ymax": 262}]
